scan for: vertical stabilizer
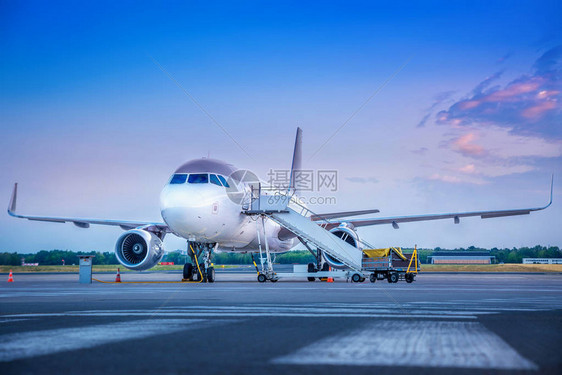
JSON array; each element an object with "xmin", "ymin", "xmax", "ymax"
[{"xmin": 289, "ymin": 128, "xmax": 303, "ymax": 194}]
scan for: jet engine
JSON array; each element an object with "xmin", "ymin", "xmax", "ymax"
[
  {"xmin": 322, "ymin": 223, "xmax": 361, "ymax": 269},
  {"xmin": 115, "ymin": 229, "xmax": 165, "ymax": 271}
]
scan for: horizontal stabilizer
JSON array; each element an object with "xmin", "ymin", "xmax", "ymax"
[{"xmin": 311, "ymin": 209, "xmax": 380, "ymax": 221}]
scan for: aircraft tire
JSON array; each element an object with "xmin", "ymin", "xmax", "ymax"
[
  {"xmin": 206, "ymin": 267, "xmax": 215, "ymax": 283},
  {"xmin": 183, "ymin": 263, "xmax": 193, "ymax": 280}
]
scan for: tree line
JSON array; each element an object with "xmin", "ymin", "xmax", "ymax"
[
  {"xmin": 0, "ymin": 250, "xmax": 117, "ymax": 266},
  {"xmin": 0, "ymin": 245, "xmax": 560, "ymax": 266}
]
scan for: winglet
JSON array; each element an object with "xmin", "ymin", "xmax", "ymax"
[
  {"xmin": 8, "ymin": 183, "xmax": 17, "ymax": 216},
  {"xmin": 548, "ymin": 174, "xmax": 554, "ymax": 206},
  {"xmin": 533, "ymin": 175, "xmax": 553, "ymax": 211}
]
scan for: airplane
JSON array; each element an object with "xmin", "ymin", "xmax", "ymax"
[{"xmin": 7, "ymin": 128, "xmax": 553, "ymax": 282}]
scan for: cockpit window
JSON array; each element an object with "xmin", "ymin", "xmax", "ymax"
[
  {"xmin": 210, "ymin": 174, "xmax": 222, "ymax": 186},
  {"xmin": 170, "ymin": 174, "xmax": 188, "ymax": 184},
  {"xmin": 217, "ymin": 175, "xmax": 230, "ymax": 188},
  {"xmin": 188, "ymin": 173, "xmax": 208, "ymax": 184}
]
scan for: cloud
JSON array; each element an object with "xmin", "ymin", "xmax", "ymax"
[
  {"xmin": 346, "ymin": 176, "xmax": 379, "ymax": 184},
  {"xmin": 412, "ymin": 147, "xmax": 428, "ymax": 155},
  {"xmin": 496, "ymin": 52, "xmax": 513, "ymax": 64},
  {"xmin": 416, "ymin": 113, "xmax": 431, "ymax": 128},
  {"xmin": 416, "ymin": 90, "xmax": 456, "ymax": 127},
  {"xmin": 435, "ymin": 46, "xmax": 562, "ymax": 138},
  {"xmin": 445, "ymin": 126, "xmax": 562, "ymax": 161},
  {"xmin": 428, "ymin": 173, "xmax": 487, "ymax": 185},
  {"xmin": 459, "ymin": 164, "xmax": 476, "ymax": 174},
  {"xmin": 471, "ymin": 71, "xmax": 503, "ymax": 95},
  {"xmin": 451, "ymin": 133, "xmax": 486, "ymax": 157},
  {"xmin": 428, "ymin": 125, "xmax": 562, "ymax": 184}
]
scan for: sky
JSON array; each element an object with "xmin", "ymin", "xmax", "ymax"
[{"xmin": 1, "ymin": 0, "xmax": 561, "ymax": 253}]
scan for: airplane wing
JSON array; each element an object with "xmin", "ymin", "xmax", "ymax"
[
  {"xmin": 7, "ymin": 183, "xmax": 169, "ymax": 232},
  {"xmin": 320, "ymin": 177, "xmax": 553, "ymax": 230}
]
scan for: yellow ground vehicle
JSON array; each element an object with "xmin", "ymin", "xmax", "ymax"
[{"xmin": 361, "ymin": 246, "xmax": 420, "ymax": 283}]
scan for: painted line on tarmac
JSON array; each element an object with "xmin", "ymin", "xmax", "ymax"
[
  {"xmin": 2, "ymin": 311, "xmax": 478, "ymax": 319},
  {"xmin": 0, "ymin": 318, "xmax": 233, "ymax": 362},
  {"xmin": 0, "ymin": 318, "xmax": 30, "ymax": 324},
  {"xmin": 273, "ymin": 320, "xmax": 537, "ymax": 370}
]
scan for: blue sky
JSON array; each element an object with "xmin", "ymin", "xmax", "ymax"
[{"xmin": 1, "ymin": 1, "xmax": 561, "ymax": 252}]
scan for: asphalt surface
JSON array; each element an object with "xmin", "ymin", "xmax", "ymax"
[{"xmin": 1, "ymin": 271, "xmax": 561, "ymax": 375}]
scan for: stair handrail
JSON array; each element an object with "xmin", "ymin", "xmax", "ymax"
[{"xmin": 259, "ymin": 186, "xmax": 378, "ymax": 250}]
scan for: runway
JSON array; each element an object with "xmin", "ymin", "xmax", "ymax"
[{"xmin": 1, "ymin": 273, "xmax": 561, "ymax": 374}]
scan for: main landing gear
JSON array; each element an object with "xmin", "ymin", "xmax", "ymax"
[{"xmin": 183, "ymin": 242, "xmax": 216, "ymax": 283}]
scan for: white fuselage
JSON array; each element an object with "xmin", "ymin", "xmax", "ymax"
[{"xmin": 159, "ymin": 168, "xmax": 295, "ymax": 253}]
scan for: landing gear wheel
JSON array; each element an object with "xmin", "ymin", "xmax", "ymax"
[
  {"xmin": 257, "ymin": 273, "xmax": 267, "ymax": 283},
  {"xmin": 206, "ymin": 267, "xmax": 215, "ymax": 283},
  {"xmin": 389, "ymin": 273, "xmax": 399, "ymax": 283},
  {"xmin": 405, "ymin": 273, "xmax": 414, "ymax": 283},
  {"xmin": 193, "ymin": 265, "xmax": 203, "ymax": 282},
  {"xmin": 369, "ymin": 273, "xmax": 376, "ymax": 283},
  {"xmin": 351, "ymin": 273, "xmax": 362, "ymax": 283},
  {"xmin": 183, "ymin": 263, "xmax": 194, "ymax": 281},
  {"xmin": 307, "ymin": 262, "xmax": 316, "ymax": 282},
  {"xmin": 321, "ymin": 263, "xmax": 330, "ymax": 271}
]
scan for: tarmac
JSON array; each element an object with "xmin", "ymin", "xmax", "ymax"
[{"xmin": 1, "ymin": 270, "xmax": 561, "ymax": 375}]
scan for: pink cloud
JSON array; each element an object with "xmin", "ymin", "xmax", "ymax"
[
  {"xmin": 453, "ymin": 133, "xmax": 485, "ymax": 157},
  {"xmin": 485, "ymin": 78, "xmax": 542, "ymax": 102},
  {"xmin": 521, "ymin": 100, "xmax": 558, "ymax": 119},
  {"xmin": 459, "ymin": 164, "xmax": 476, "ymax": 174},
  {"xmin": 458, "ymin": 100, "xmax": 481, "ymax": 110},
  {"xmin": 537, "ymin": 90, "xmax": 560, "ymax": 99},
  {"xmin": 430, "ymin": 46, "xmax": 562, "ymax": 138}
]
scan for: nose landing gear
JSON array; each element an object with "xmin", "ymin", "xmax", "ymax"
[{"xmin": 183, "ymin": 242, "xmax": 216, "ymax": 283}]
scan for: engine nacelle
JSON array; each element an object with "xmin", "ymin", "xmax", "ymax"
[
  {"xmin": 115, "ymin": 229, "xmax": 165, "ymax": 271},
  {"xmin": 323, "ymin": 223, "xmax": 361, "ymax": 269}
]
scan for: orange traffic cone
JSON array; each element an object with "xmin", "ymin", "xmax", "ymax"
[
  {"xmin": 115, "ymin": 268, "xmax": 121, "ymax": 283},
  {"xmin": 7, "ymin": 270, "xmax": 14, "ymax": 282},
  {"xmin": 327, "ymin": 276, "xmax": 334, "ymax": 283}
]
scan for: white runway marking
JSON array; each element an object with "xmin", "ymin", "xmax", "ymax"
[
  {"xmin": 3, "ymin": 296, "xmax": 561, "ymax": 322},
  {"xmin": 273, "ymin": 320, "xmax": 537, "ymax": 370},
  {"xmin": 0, "ymin": 318, "xmax": 231, "ymax": 362},
  {"xmin": 2, "ymin": 311, "xmax": 477, "ymax": 319},
  {"xmin": 0, "ymin": 319, "xmax": 30, "ymax": 324}
]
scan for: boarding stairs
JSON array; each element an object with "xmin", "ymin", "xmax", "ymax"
[{"xmin": 243, "ymin": 186, "xmax": 363, "ymax": 273}]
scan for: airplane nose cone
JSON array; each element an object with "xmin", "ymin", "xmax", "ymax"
[{"xmin": 160, "ymin": 185, "xmax": 221, "ymax": 236}]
